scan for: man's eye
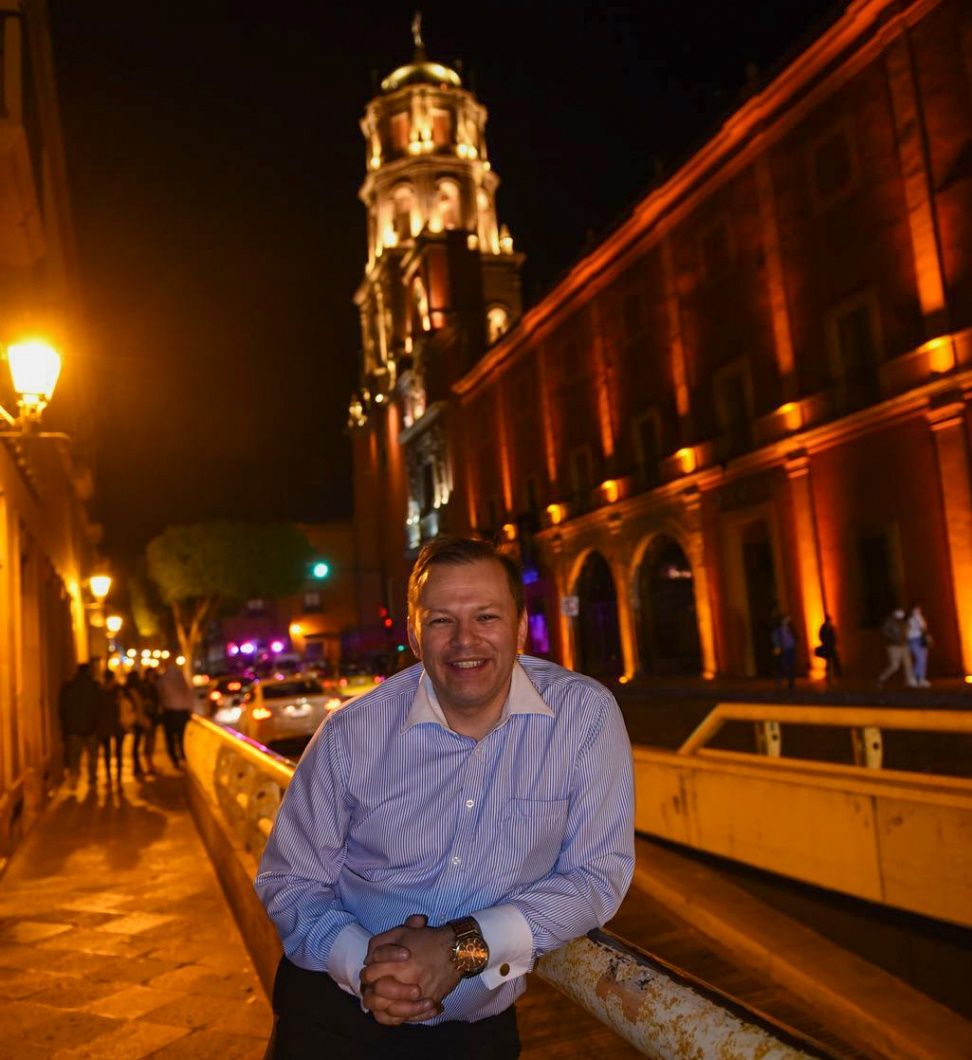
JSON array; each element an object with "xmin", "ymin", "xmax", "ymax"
[
  {"xmin": 478, "ymin": 613, "xmax": 498, "ymax": 622},
  {"xmin": 429, "ymin": 617, "xmax": 450, "ymax": 625}
]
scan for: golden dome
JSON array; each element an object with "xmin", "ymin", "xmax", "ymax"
[{"xmin": 380, "ymin": 60, "xmax": 462, "ymax": 94}]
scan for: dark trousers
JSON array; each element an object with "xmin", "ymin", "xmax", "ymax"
[
  {"xmin": 269, "ymin": 956, "xmax": 519, "ymax": 1059},
  {"xmin": 163, "ymin": 709, "xmax": 189, "ymax": 765},
  {"xmin": 100, "ymin": 733, "xmax": 124, "ymax": 780}
]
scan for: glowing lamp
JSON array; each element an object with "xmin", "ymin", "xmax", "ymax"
[
  {"xmin": 89, "ymin": 575, "xmax": 112, "ymax": 601},
  {"xmin": 270, "ymin": 639, "xmax": 285, "ymax": 653},
  {"xmin": 7, "ymin": 339, "xmax": 61, "ymax": 418},
  {"xmin": 251, "ymin": 706, "xmax": 273, "ymax": 721},
  {"xmin": 126, "ymin": 649, "xmax": 137, "ymax": 659},
  {"xmin": 501, "ymin": 522, "xmax": 518, "ymax": 542},
  {"xmin": 227, "ymin": 642, "xmax": 240, "ymax": 656},
  {"xmin": 289, "ymin": 622, "xmax": 303, "ymax": 637},
  {"xmin": 675, "ymin": 447, "xmax": 697, "ymax": 474},
  {"xmin": 176, "ymin": 655, "xmax": 186, "ymax": 666},
  {"xmin": 239, "ymin": 641, "xmax": 256, "ymax": 655},
  {"xmin": 152, "ymin": 650, "xmax": 161, "ymax": 658},
  {"xmin": 312, "ymin": 561, "xmax": 330, "ymax": 579},
  {"xmin": 600, "ymin": 479, "xmax": 620, "ymax": 504},
  {"xmin": 105, "ymin": 615, "xmax": 123, "ymax": 635},
  {"xmin": 778, "ymin": 401, "xmax": 803, "ymax": 432},
  {"xmin": 546, "ymin": 503, "xmax": 565, "ymax": 526},
  {"xmin": 965, "ymin": 675, "xmax": 972, "ymax": 685},
  {"xmin": 161, "ymin": 650, "xmax": 170, "ymax": 659},
  {"xmin": 618, "ymin": 675, "xmax": 630, "ymax": 685},
  {"xmin": 396, "ymin": 644, "xmax": 407, "ymax": 652}
]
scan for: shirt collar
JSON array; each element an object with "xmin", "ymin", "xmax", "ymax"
[{"xmin": 403, "ymin": 659, "xmax": 554, "ymax": 733}]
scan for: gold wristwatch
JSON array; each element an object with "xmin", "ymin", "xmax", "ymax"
[{"xmin": 447, "ymin": 916, "xmax": 489, "ymax": 977}]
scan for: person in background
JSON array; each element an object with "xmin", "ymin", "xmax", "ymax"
[
  {"xmin": 125, "ymin": 671, "xmax": 150, "ymax": 780},
  {"xmin": 817, "ymin": 614, "xmax": 841, "ymax": 686},
  {"xmin": 906, "ymin": 604, "xmax": 932, "ymax": 688},
  {"xmin": 98, "ymin": 670, "xmax": 129, "ymax": 785},
  {"xmin": 157, "ymin": 663, "xmax": 193, "ymax": 768},
  {"xmin": 141, "ymin": 668, "xmax": 162, "ymax": 776},
  {"xmin": 772, "ymin": 614, "xmax": 797, "ymax": 691},
  {"xmin": 878, "ymin": 608, "xmax": 916, "ymax": 688},
  {"xmin": 58, "ymin": 663, "xmax": 102, "ymax": 791}
]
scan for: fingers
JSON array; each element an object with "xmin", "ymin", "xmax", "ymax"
[
  {"xmin": 403, "ymin": 913, "xmax": 427, "ymax": 928},
  {"xmin": 365, "ymin": 943, "xmax": 410, "ymax": 965},
  {"xmin": 360, "ymin": 970, "xmax": 422, "ymax": 999}
]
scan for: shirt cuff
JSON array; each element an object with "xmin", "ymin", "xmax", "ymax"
[
  {"xmin": 325, "ymin": 922, "xmax": 370, "ymax": 997},
  {"xmin": 473, "ymin": 903, "xmax": 534, "ymax": 989}
]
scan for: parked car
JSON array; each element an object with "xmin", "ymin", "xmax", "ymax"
[
  {"xmin": 236, "ymin": 676, "xmax": 344, "ymax": 746},
  {"xmin": 208, "ymin": 674, "xmax": 253, "ymax": 723}
]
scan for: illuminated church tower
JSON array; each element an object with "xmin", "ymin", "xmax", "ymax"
[{"xmin": 349, "ymin": 18, "xmax": 523, "ymax": 646}]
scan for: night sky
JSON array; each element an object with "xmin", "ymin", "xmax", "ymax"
[{"xmin": 48, "ymin": 0, "xmax": 837, "ymax": 560}]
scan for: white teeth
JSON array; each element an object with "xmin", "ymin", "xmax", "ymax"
[{"xmin": 453, "ymin": 661, "xmax": 483, "ymax": 669}]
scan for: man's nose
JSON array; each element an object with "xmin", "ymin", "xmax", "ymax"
[{"xmin": 451, "ymin": 617, "xmax": 476, "ymax": 645}]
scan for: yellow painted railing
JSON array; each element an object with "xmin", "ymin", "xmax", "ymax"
[
  {"xmin": 635, "ymin": 703, "xmax": 972, "ymax": 928},
  {"xmin": 184, "ymin": 715, "xmax": 822, "ymax": 1058}
]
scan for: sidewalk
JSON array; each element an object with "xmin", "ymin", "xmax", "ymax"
[{"xmin": 0, "ymin": 761, "xmax": 271, "ymax": 1059}]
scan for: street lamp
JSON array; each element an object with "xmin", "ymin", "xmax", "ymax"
[
  {"xmin": 0, "ymin": 338, "xmax": 64, "ymax": 432},
  {"xmin": 88, "ymin": 574, "xmax": 111, "ymax": 602},
  {"xmin": 105, "ymin": 615, "xmax": 123, "ymax": 635}
]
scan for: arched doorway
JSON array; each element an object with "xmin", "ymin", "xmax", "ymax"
[
  {"xmin": 573, "ymin": 551, "xmax": 622, "ymax": 680},
  {"xmin": 637, "ymin": 536, "xmax": 703, "ymax": 676}
]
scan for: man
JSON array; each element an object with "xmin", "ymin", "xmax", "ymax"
[
  {"xmin": 58, "ymin": 662, "xmax": 102, "ymax": 790},
  {"xmin": 878, "ymin": 607, "xmax": 916, "ymax": 688},
  {"xmin": 156, "ymin": 663, "xmax": 194, "ymax": 767},
  {"xmin": 255, "ymin": 536, "xmax": 634, "ymax": 1057}
]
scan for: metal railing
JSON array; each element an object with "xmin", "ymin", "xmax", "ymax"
[
  {"xmin": 184, "ymin": 715, "xmax": 824, "ymax": 1058},
  {"xmin": 680, "ymin": 702, "xmax": 972, "ymax": 773}
]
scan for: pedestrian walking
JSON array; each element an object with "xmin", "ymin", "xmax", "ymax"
[
  {"xmin": 125, "ymin": 672, "xmax": 151, "ymax": 779},
  {"xmin": 157, "ymin": 663, "xmax": 193, "ymax": 768},
  {"xmin": 772, "ymin": 614, "xmax": 797, "ymax": 691},
  {"xmin": 58, "ymin": 663, "xmax": 102, "ymax": 790},
  {"xmin": 97, "ymin": 671, "xmax": 129, "ymax": 784},
  {"xmin": 817, "ymin": 614, "xmax": 841, "ymax": 686},
  {"xmin": 141, "ymin": 668, "xmax": 162, "ymax": 776},
  {"xmin": 906, "ymin": 603, "xmax": 932, "ymax": 688},
  {"xmin": 877, "ymin": 608, "xmax": 916, "ymax": 687}
]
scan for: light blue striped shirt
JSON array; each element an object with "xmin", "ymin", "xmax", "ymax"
[{"xmin": 254, "ymin": 655, "xmax": 634, "ymax": 1023}]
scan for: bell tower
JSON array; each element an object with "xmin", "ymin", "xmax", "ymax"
[{"xmin": 349, "ymin": 20, "xmax": 523, "ymax": 649}]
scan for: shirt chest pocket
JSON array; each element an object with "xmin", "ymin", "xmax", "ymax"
[{"xmin": 503, "ymin": 798, "xmax": 569, "ymax": 874}]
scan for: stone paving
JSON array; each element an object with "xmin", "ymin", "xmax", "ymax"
[{"xmin": 0, "ymin": 756, "xmax": 271, "ymax": 1058}]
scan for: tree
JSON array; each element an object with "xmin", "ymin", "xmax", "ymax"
[{"xmin": 146, "ymin": 521, "xmax": 311, "ymax": 679}]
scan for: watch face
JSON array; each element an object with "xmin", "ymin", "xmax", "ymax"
[{"xmin": 454, "ymin": 936, "xmax": 489, "ymax": 973}]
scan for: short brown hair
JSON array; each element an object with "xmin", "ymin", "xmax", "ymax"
[{"xmin": 407, "ymin": 536, "xmax": 524, "ymax": 619}]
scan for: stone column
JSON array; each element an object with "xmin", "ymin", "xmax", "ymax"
[
  {"xmin": 682, "ymin": 487, "xmax": 718, "ymax": 679},
  {"xmin": 607, "ymin": 514, "xmax": 638, "ymax": 680},
  {"xmin": 785, "ymin": 452, "xmax": 827, "ymax": 679},
  {"xmin": 927, "ymin": 401, "xmax": 972, "ymax": 675}
]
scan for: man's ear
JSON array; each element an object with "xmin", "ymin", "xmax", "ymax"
[
  {"xmin": 407, "ymin": 619, "xmax": 420, "ymax": 659},
  {"xmin": 516, "ymin": 609, "xmax": 528, "ymax": 653}
]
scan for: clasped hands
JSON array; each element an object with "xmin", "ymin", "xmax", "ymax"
[{"xmin": 359, "ymin": 913, "xmax": 462, "ymax": 1026}]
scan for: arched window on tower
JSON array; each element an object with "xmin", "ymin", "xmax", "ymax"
[
  {"xmin": 392, "ymin": 184, "xmax": 415, "ymax": 241},
  {"xmin": 486, "ymin": 305, "xmax": 509, "ymax": 344},
  {"xmin": 436, "ymin": 178, "xmax": 461, "ymax": 230}
]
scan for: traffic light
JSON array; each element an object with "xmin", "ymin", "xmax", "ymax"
[{"xmin": 311, "ymin": 560, "xmax": 330, "ymax": 580}]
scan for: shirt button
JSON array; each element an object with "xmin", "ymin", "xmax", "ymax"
[
  {"xmin": 452, "ymin": 856, "xmax": 461, "ymax": 866},
  {"xmin": 465, "ymin": 799, "xmax": 474, "ymax": 809},
  {"xmin": 500, "ymin": 963, "xmax": 510, "ymax": 976}
]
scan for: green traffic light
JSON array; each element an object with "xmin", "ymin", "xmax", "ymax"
[{"xmin": 312, "ymin": 561, "xmax": 330, "ymax": 579}]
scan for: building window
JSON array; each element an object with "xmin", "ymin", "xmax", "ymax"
[
  {"xmin": 714, "ymin": 362, "xmax": 753, "ymax": 457},
  {"xmin": 302, "ymin": 591, "xmax": 322, "ymax": 613},
  {"xmin": 392, "ymin": 183, "xmax": 415, "ymax": 240},
  {"xmin": 811, "ymin": 124, "xmax": 856, "ymax": 208},
  {"xmin": 390, "ymin": 112, "xmax": 409, "ymax": 152},
  {"xmin": 486, "ymin": 305, "xmax": 509, "ymax": 344},
  {"xmin": 569, "ymin": 446, "xmax": 594, "ymax": 502},
  {"xmin": 633, "ymin": 409, "xmax": 661, "ymax": 487},
  {"xmin": 827, "ymin": 292, "xmax": 881, "ymax": 404},
  {"xmin": 699, "ymin": 218, "xmax": 733, "ymax": 281},
  {"xmin": 431, "ymin": 109, "xmax": 454, "ymax": 146},
  {"xmin": 857, "ymin": 532, "xmax": 899, "ymax": 628},
  {"xmin": 436, "ymin": 178, "xmax": 461, "ymax": 230}
]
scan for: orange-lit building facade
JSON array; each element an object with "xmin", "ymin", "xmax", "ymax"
[{"xmin": 352, "ymin": 0, "xmax": 972, "ymax": 683}]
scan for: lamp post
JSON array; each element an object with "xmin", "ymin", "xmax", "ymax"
[{"xmin": 0, "ymin": 338, "xmax": 64, "ymax": 434}]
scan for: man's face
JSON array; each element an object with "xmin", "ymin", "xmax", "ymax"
[{"xmin": 408, "ymin": 558, "xmax": 527, "ymax": 726}]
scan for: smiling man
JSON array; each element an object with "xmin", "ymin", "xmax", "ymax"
[{"xmin": 256, "ymin": 536, "xmax": 634, "ymax": 1058}]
